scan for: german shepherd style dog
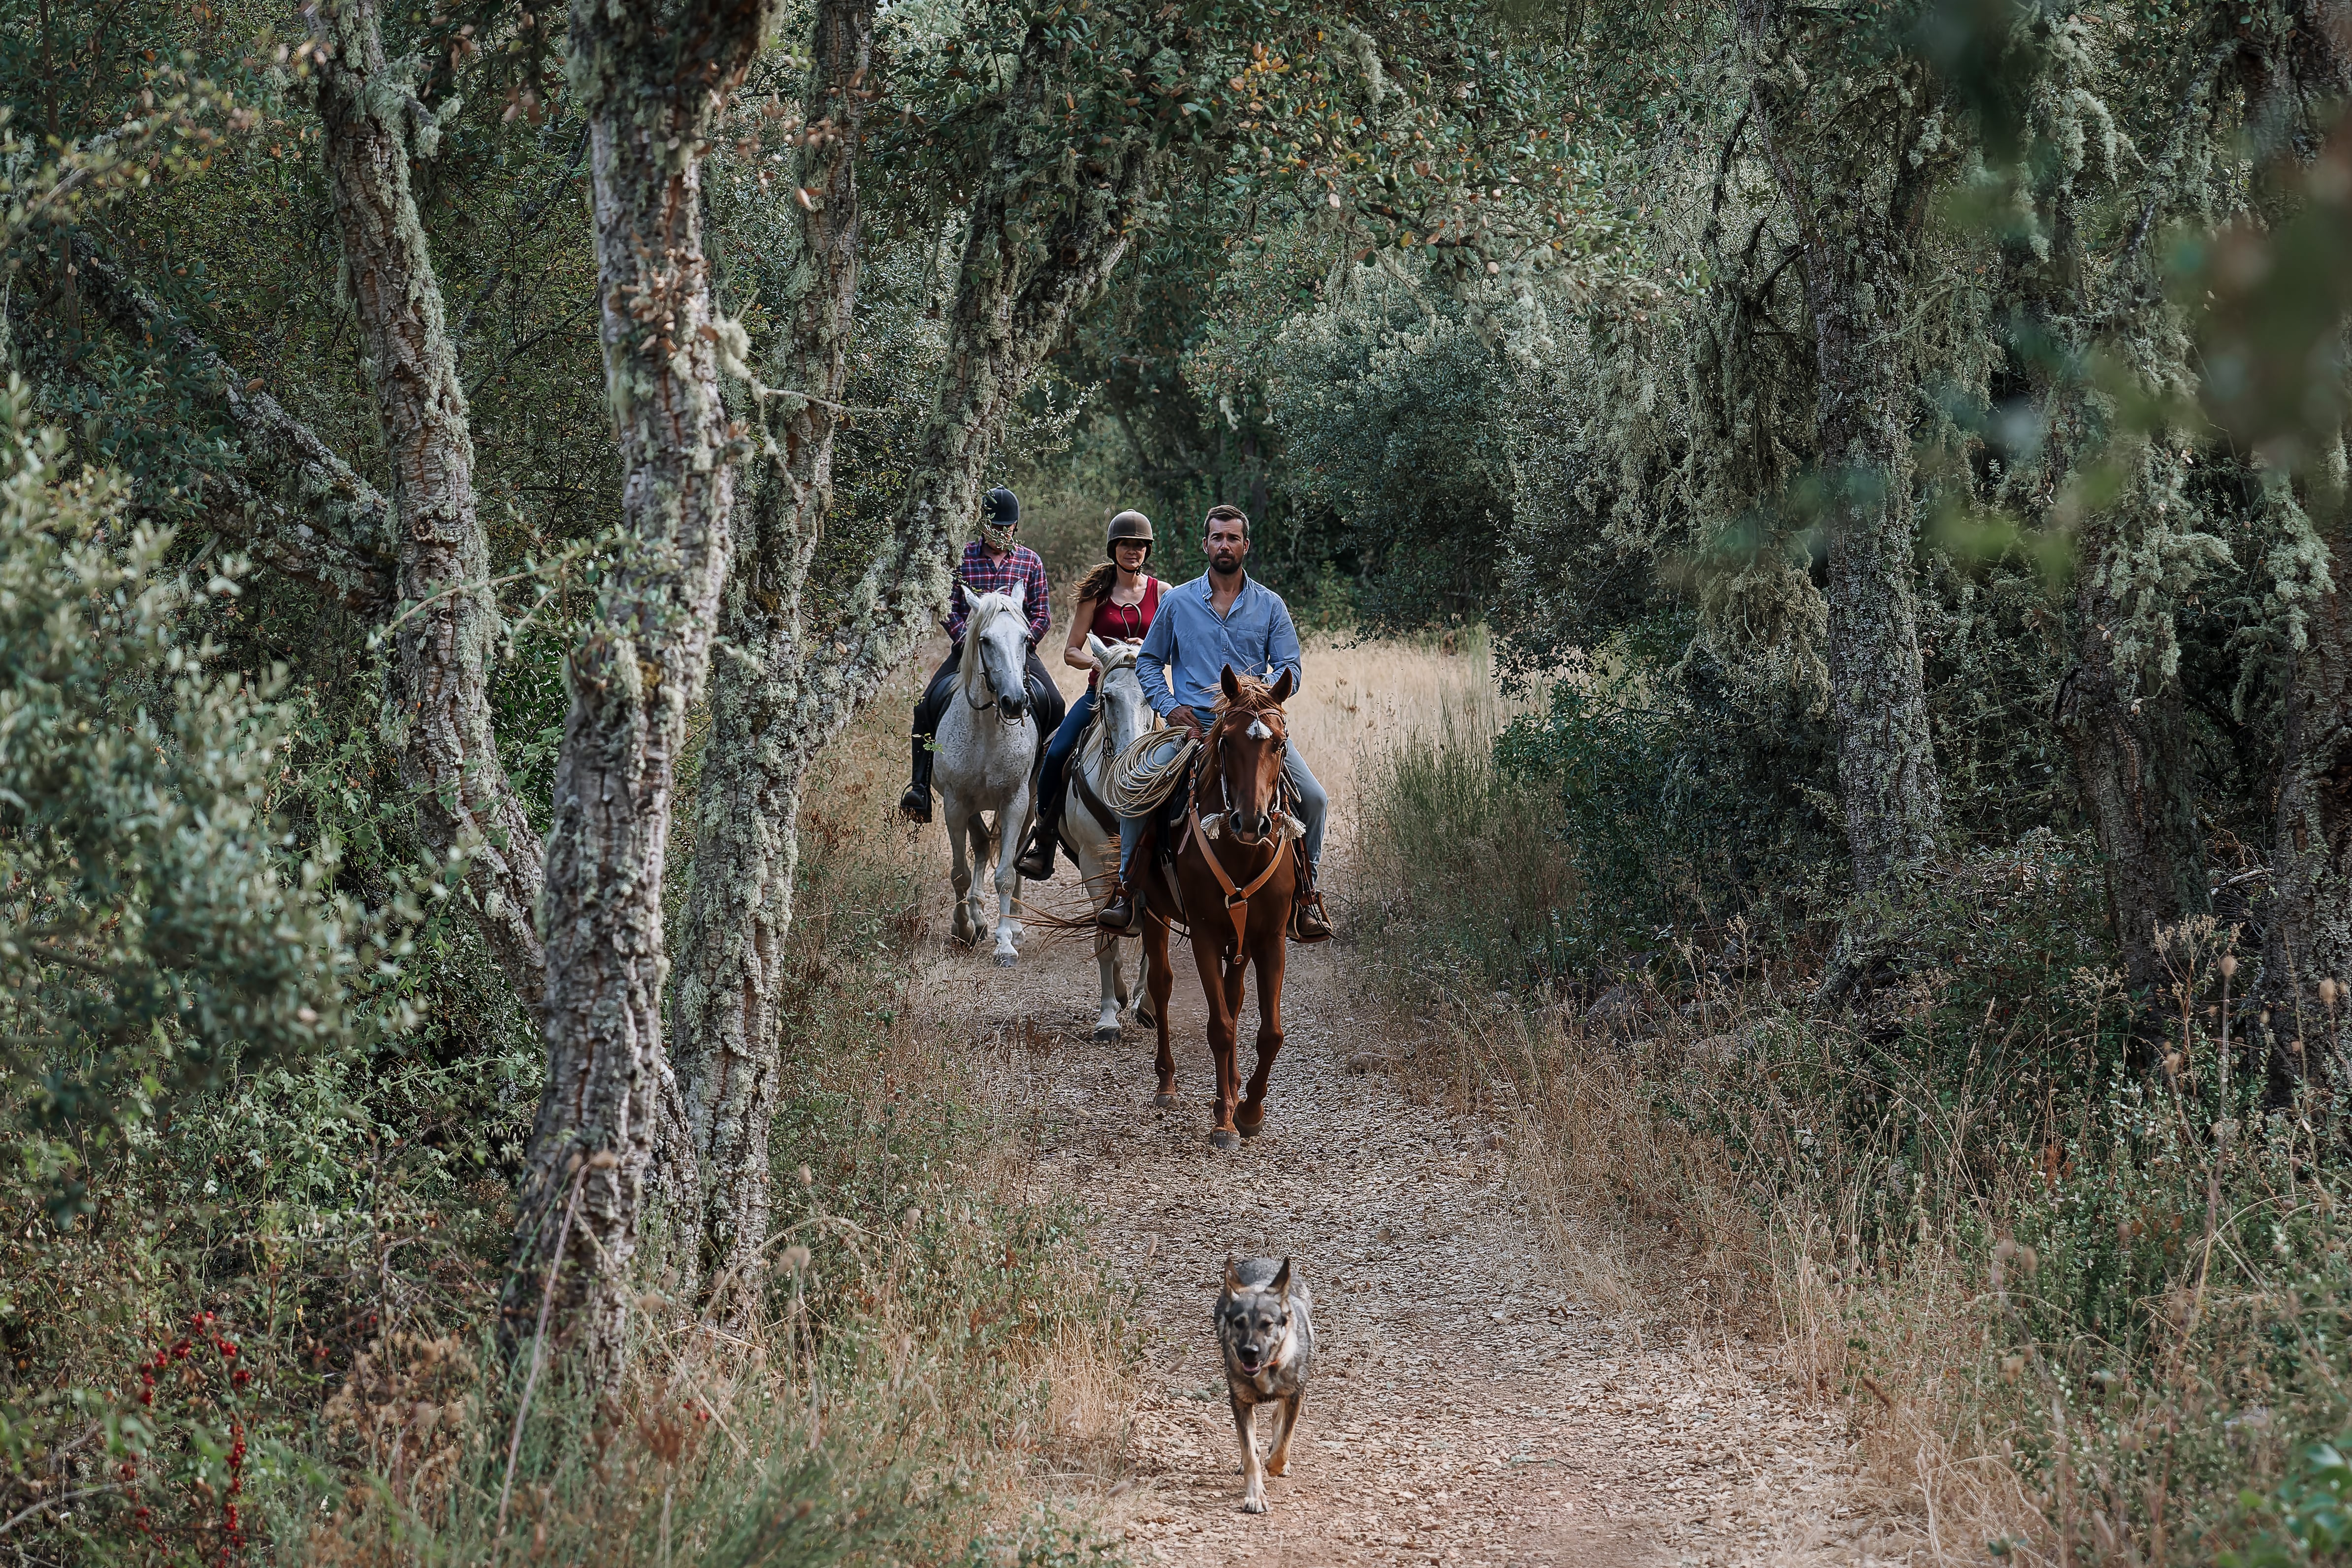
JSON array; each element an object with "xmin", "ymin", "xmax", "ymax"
[{"xmin": 1216, "ymin": 1255, "xmax": 1314, "ymax": 1512}]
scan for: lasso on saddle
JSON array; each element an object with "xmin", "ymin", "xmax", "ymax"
[{"xmin": 1107, "ymin": 709, "xmax": 1303, "ymax": 956}]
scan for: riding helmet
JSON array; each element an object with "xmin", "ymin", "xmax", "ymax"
[
  {"xmin": 983, "ymin": 486, "xmax": 1020, "ymax": 525},
  {"xmin": 1106, "ymin": 510, "xmax": 1154, "ymax": 559}
]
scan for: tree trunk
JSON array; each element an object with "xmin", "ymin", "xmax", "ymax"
[
  {"xmin": 672, "ymin": 0, "xmax": 876, "ymax": 1315},
  {"xmin": 1806, "ymin": 268, "xmax": 1946, "ymax": 894},
  {"xmin": 311, "ymin": 0, "xmax": 548, "ymax": 1007},
  {"xmin": 74, "ymin": 250, "xmax": 394, "ymax": 614},
  {"xmin": 2257, "ymin": 448, "xmax": 2352, "ymax": 1087},
  {"xmin": 670, "ymin": 22, "xmax": 1162, "ymax": 1313},
  {"xmin": 2056, "ymin": 506, "xmax": 2211, "ymax": 1007},
  {"xmin": 506, "ymin": 0, "xmax": 779, "ymax": 1375},
  {"xmin": 1743, "ymin": 45, "xmax": 1946, "ymax": 897}
]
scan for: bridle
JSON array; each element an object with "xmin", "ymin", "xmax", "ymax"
[
  {"xmin": 960, "ymin": 599, "xmax": 1029, "ymax": 723},
  {"xmin": 1206, "ymin": 707, "xmax": 1291, "ymax": 846},
  {"xmin": 1183, "ymin": 700, "xmax": 1296, "ymax": 957}
]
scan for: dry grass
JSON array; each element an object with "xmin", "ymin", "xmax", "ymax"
[
  {"xmin": 1287, "ymin": 627, "xmax": 1529, "ymax": 831},
  {"xmin": 1339, "ymin": 660, "xmax": 2059, "ymax": 1562},
  {"xmin": 297, "ymin": 654, "xmax": 1147, "ymax": 1565}
]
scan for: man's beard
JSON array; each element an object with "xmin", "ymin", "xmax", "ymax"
[{"xmin": 1210, "ymin": 551, "xmax": 1241, "ymax": 573}]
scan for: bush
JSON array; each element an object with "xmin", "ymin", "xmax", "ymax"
[{"xmin": 1352, "ymin": 673, "xmax": 2352, "ymax": 1564}]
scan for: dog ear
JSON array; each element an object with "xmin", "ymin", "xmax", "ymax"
[
  {"xmin": 1269, "ymin": 669, "xmax": 1294, "ymax": 704},
  {"xmin": 1270, "ymin": 1256, "xmax": 1292, "ymax": 1295},
  {"xmin": 1223, "ymin": 1254, "xmax": 1244, "ymax": 1295},
  {"xmin": 1220, "ymin": 664, "xmax": 1242, "ymax": 704}
]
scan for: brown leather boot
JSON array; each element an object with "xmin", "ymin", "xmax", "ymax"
[
  {"xmin": 1289, "ymin": 856, "xmax": 1334, "ymax": 943},
  {"xmin": 1096, "ymin": 881, "xmax": 1139, "ymax": 932}
]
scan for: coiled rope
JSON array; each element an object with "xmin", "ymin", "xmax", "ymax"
[{"xmin": 1106, "ymin": 728, "xmax": 1199, "ymax": 817}]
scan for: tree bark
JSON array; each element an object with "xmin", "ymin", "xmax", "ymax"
[
  {"xmin": 2056, "ymin": 509, "xmax": 2211, "ymax": 1007},
  {"xmin": 506, "ymin": 0, "xmax": 779, "ymax": 1375},
  {"xmin": 670, "ymin": 0, "xmax": 875, "ymax": 1316},
  {"xmin": 1742, "ymin": 34, "xmax": 1946, "ymax": 898},
  {"xmin": 2257, "ymin": 448, "xmax": 2352, "ymax": 1087},
  {"xmin": 670, "ymin": 19, "xmax": 1163, "ymax": 1313},
  {"xmin": 311, "ymin": 0, "xmax": 548, "ymax": 1008},
  {"xmin": 1807, "ymin": 278, "xmax": 1945, "ymax": 893}
]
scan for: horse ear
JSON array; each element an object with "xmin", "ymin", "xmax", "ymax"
[
  {"xmin": 1086, "ymin": 633, "xmax": 1110, "ymax": 664},
  {"xmin": 1269, "ymin": 669, "xmax": 1295, "ymax": 704},
  {"xmin": 1005, "ymin": 577, "xmax": 1026, "ymax": 610},
  {"xmin": 1220, "ymin": 664, "xmax": 1242, "ymax": 704}
]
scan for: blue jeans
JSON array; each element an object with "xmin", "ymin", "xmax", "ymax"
[
  {"xmin": 1039, "ymin": 688, "xmax": 1096, "ymax": 812},
  {"xmin": 1119, "ymin": 739, "xmax": 1326, "ymax": 881}
]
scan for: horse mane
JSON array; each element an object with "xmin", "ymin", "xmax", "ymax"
[{"xmin": 1214, "ymin": 671, "xmax": 1286, "ymax": 717}]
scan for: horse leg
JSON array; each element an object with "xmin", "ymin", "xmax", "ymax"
[
  {"xmin": 1092, "ymin": 930, "xmax": 1122, "ymax": 1041},
  {"xmin": 1133, "ymin": 907, "xmax": 1160, "ymax": 1031},
  {"xmin": 1145, "ymin": 914, "xmax": 1176, "ymax": 1106},
  {"xmin": 1192, "ymin": 935, "xmax": 1242, "ymax": 1148},
  {"xmin": 967, "ymin": 813, "xmax": 996, "ymax": 947},
  {"xmin": 1236, "ymin": 921, "xmax": 1288, "ymax": 1139},
  {"xmin": 946, "ymin": 800, "xmax": 978, "ymax": 947},
  {"xmin": 989, "ymin": 801, "xmax": 1022, "ymax": 967}
]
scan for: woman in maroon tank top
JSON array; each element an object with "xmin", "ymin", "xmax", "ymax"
[{"xmin": 1017, "ymin": 512, "xmax": 1164, "ymax": 879}]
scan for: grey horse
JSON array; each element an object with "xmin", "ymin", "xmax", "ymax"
[{"xmin": 932, "ymin": 583, "xmax": 1039, "ymax": 964}]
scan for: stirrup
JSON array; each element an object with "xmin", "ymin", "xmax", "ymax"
[
  {"xmin": 1289, "ymin": 890, "xmax": 1334, "ymax": 944},
  {"xmin": 1014, "ymin": 826, "xmax": 1056, "ymax": 880},
  {"xmin": 898, "ymin": 782, "xmax": 932, "ymax": 824}
]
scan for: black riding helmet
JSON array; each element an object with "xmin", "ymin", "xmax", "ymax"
[
  {"xmin": 983, "ymin": 486, "xmax": 1020, "ymax": 526},
  {"xmin": 1106, "ymin": 509, "xmax": 1153, "ymax": 560}
]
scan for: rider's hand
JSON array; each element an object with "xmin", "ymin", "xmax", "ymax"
[{"xmin": 1169, "ymin": 705, "xmax": 1204, "ymax": 740}]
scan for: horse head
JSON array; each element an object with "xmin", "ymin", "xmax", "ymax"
[
  {"xmin": 1088, "ymin": 634, "xmax": 1152, "ymax": 760},
  {"xmin": 1209, "ymin": 663, "xmax": 1294, "ymax": 844},
  {"xmin": 961, "ymin": 580, "xmax": 1031, "ymax": 720}
]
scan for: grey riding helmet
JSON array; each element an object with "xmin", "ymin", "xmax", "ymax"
[{"xmin": 1107, "ymin": 510, "xmax": 1153, "ymax": 560}]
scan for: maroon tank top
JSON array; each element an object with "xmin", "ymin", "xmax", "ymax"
[{"xmin": 1087, "ymin": 576, "xmax": 1161, "ymax": 688}]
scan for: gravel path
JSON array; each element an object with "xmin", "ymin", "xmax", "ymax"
[
  {"xmin": 891, "ymin": 637, "xmax": 1922, "ymax": 1565},
  {"xmin": 929, "ymin": 922, "xmax": 1921, "ymax": 1568}
]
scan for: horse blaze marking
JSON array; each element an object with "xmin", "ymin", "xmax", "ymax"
[{"xmin": 1247, "ymin": 717, "xmax": 1272, "ymax": 739}]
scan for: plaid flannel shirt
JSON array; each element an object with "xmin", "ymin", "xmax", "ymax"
[{"xmin": 945, "ymin": 540, "xmax": 1052, "ymax": 646}]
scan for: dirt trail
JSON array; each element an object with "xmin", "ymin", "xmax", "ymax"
[{"xmin": 896, "ymin": 637, "xmax": 1919, "ymax": 1566}]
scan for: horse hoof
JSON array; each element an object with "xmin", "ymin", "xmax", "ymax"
[
  {"xmin": 1236, "ymin": 1108, "xmax": 1266, "ymax": 1139},
  {"xmin": 994, "ymin": 952, "xmax": 1018, "ymax": 968},
  {"xmin": 1210, "ymin": 1128, "xmax": 1242, "ymax": 1152},
  {"xmin": 1094, "ymin": 1025, "xmax": 1122, "ymax": 1043},
  {"xmin": 1152, "ymin": 1091, "xmax": 1179, "ymax": 1110}
]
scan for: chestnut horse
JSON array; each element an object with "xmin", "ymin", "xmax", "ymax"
[{"xmin": 1137, "ymin": 665, "xmax": 1301, "ymax": 1151}]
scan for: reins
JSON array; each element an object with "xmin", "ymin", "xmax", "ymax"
[
  {"xmin": 1180, "ymin": 707, "xmax": 1296, "ymax": 958},
  {"xmin": 958, "ymin": 596, "xmax": 1029, "ymax": 722}
]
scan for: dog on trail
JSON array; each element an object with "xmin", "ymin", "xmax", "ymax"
[{"xmin": 1215, "ymin": 1255, "xmax": 1314, "ymax": 1513}]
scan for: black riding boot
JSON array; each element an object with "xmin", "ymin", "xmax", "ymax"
[
  {"xmin": 1015, "ymin": 787, "xmax": 1062, "ymax": 880},
  {"xmin": 899, "ymin": 735, "xmax": 934, "ymax": 823}
]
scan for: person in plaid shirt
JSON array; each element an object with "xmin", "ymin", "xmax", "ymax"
[{"xmin": 900, "ymin": 486, "xmax": 1067, "ymax": 823}]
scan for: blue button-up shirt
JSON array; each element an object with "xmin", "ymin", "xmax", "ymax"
[{"xmin": 1137, "ymin": 571, "xmax": 1304, "ymax": 718}]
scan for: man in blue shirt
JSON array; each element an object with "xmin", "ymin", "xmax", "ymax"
[{"xmin": 1097, "ymin": 504, "xmax": 1333, "ymax": 942}]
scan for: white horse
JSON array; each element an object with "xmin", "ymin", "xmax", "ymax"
[
  {"xmin": 1062, "ymin": 636, "xmax": 1162, "ymax": 1041},
  {"xmin": 933, "ymin": 583, "xmax": 1038, "ymax": 965}
]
